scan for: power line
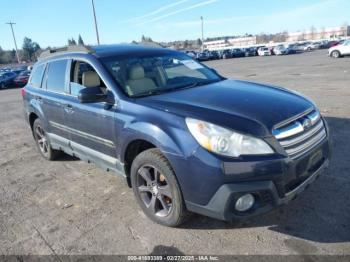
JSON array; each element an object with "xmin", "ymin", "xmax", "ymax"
[
  {"xmin": 91, "ymin": 0, "xmax": 100, "ymax": 45},
  {"xmin": 5, "ymin": 22, "xmax": 20, "ymax": 63}
]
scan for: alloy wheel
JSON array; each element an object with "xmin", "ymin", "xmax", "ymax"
[
  {"xmin": 136, "ymin": 165, "xmax": 173, "ymax": 217},
  {"xmin": 332, "ymin": 51, "xmax": 340, "ymax": 58},
  {"xmin": 35, "ymin": 125, "xmax": 49, "ymax": 156}
]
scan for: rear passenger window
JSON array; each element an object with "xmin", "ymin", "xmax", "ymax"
[
  {"xmin": 46, "ymin": 60, "xmax": 68, "ymax": 93},
  {"xmin": 30, "ymin": 64, "xmax": 46, "ymax": 88}
]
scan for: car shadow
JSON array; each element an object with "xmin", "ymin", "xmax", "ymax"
[{"xmin": 181, "ymin": 116, "xmax": 350, "ymax": 244}]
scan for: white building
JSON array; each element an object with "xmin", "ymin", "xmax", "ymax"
[
  {"xmin": 204, "ymin": 36, "xmax": 257, "ymax": 50},
  {"xmin": 286, "ymin": 26, "xmax": 349, "ymax": 42}
]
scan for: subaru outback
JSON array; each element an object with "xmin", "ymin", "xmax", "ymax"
[{"xmin": 22, "ymin": 44, "xmax": 330, "ymax": 227}]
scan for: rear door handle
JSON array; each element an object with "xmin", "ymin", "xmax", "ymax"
[
  {"xmin": 65, "ymin": 104, "xmax": 73, "ymax": 109},
  {"xmin": 36, "ymin": 96, "xmax": 43, "ymax": 103}
]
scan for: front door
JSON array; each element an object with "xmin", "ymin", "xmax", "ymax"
[{"xmin": 63, "ymin": 60, "xmax": 119, "ymax": 171}]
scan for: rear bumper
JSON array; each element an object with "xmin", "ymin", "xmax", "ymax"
[{"xmin": 185, "ymin": 158, "xmax": 329, "ymax": 221}]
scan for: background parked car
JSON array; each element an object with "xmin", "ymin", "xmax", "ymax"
[
  {"xmin": 329, "ymin": 39, "xmax": 350, "ymax": 58},
  {"xmin": 273, "ymin": 45, "xmax": 287, "ymax": 55},
  {"xmin": 304, "ymin": 42, "xmax": 320, "ymax": 51},
  {"xmin": 284, "ymin": 44, "xmax": 297, "ymax": 54},
  {"xmin": 231, "ymin": 48, "xmax": 245, "ymax": 58},
  {"xmin": 220, "ymin": 49, "xmax": 232, "ymax": 59},
  {"xmin": 258, "ymin": 47, "xmax": 271, "ymax": 56},
  {"xmin": 209, "ymin": 50, "xmax": 221, "ymax": 60},
  {"xmin": 14, "ymin": 70, "xmax": 31, "ymax": 87},
  {"xmin": 196, "ymin": 52, "xmax": 211, "ymax": 61},
  {"xmin": 332, "ymin": 39, "xmax": 345, "ymax": 47},
  {"xmin": 0, "ymin": 71, "xmax": 17, "ymax": 89},
  {"xmin": 185, "ymin": 50, "xmax": 197, "ymax": 59},
  {"xmin": 243, "ymin": 47, "xmax": 256, "ymax": 57}
]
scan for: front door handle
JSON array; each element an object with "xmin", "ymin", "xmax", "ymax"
[{"xmin": 64, "ymin": 103, "xmax": 74, "ymax": 113}]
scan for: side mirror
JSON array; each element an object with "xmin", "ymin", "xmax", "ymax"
[{"xmin": 78, "ymin": 86, "xmax": 111, "ymax": 104}]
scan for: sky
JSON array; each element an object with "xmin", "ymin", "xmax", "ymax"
[{"xmin": 0, "ymin": 0, "xmax": 349, "ymax": 50}]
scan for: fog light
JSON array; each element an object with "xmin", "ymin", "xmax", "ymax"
[{"xmin": 235, "ymin": 194, "xmax": 255, "ymax": 212}]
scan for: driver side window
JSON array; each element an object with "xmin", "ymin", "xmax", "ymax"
[{"xmin": 70, "ymin": 61, "xmax": 106, "ymax": 96}]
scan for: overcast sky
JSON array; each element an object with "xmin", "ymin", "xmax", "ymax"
[{"xmin": 1, "ymin": 0, "xmax": 349, "ymax": 50}]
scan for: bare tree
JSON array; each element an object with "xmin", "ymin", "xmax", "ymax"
[
  {"xmin": 310, "ymin": 26, "xmax": 316, "ymax": 40},
  {"xmin": 320, "ymin": 27, "xmax": 326, "ymax": 39}
]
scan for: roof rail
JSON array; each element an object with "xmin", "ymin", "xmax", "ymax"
[{"xmin": 39, "ymin": 45, "xmax": 92, "ymax": 59}]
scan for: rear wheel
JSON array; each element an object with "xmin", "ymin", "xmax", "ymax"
[
  {"xmin": 331, "ymin": 50, "xmax": 341, "ymax": 58},
  {"xmin": 130, "ymin": 148, "xmax": 186, "ymax": 227},
  {"xmin": 33, "ymin": 118, "xmax": 61, "ymax": 160}
]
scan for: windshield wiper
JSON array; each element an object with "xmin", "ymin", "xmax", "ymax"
[
  {"xmin": 132, "ymin": 79, "xmax": 223, "ymax": 98},
  {"xmin": 132, "ymin": 82, "xmax": 198, "ymax": 98}
]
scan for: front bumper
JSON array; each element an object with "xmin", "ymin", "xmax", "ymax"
[
  {"xmin": 168, "ymin": 132, "xmax": 331, "ymax": 221},
  {"xmin": 185, "ymin": 157, "xmax": 328, "ymax": 221}
]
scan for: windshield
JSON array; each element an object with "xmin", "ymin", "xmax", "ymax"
[{"xmin": 102, "ymin": 53, "xmax": 222, "ymax": 97}]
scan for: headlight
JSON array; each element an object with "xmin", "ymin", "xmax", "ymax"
[{"xmin": 185, "ymin": 118, "xmax": 273, "ymax": 157}]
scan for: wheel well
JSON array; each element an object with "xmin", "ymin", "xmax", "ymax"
[
  {"xmin": 124, "ymin": 139, "xmax": 156, "ymax": 187},
  {"xmin": 29, "ymin": 113, "xmax": 38, "ymax": 131}
]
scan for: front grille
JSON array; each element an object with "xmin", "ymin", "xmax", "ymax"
[{"xmin": 272, "ymin": 110, "xmax": 327, "ymax": 159}]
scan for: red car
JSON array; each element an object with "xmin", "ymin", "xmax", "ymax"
[{"xmin": 14, "ymin": 70, "xmax": 31, "ymax": 87}]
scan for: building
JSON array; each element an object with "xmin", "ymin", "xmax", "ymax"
[
  {"xmin": 204, "ymin": 36, "xmax": 257, "ymax": 50},
  {"xmin": 286, "ymin": 26, "xmax": 350, "ymax": 42}
]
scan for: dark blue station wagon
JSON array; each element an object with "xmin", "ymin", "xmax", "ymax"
[{"xmin": 22, "ymin": 44, "xmax": 330, "ymax": 226}]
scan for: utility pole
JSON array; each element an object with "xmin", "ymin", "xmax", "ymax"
[
  {"xmin": 91, "ymin": 0, "xmax": 100, "ymax": 45},
  {"xmin": 200, "ymin": 16, "xmax": 204, "ymax": 51},
  {"xmin": 6, "ymin": 22, "xmax": 20, "ymax": 63}
]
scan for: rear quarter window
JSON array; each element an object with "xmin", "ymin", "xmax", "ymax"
[
  {"xmin": 29, "ymin": 64, "xmax": 46, "ymax": 88},
  {"xmin": 46, "ymin": 60, "xmax": 68, "ymax": 93}
]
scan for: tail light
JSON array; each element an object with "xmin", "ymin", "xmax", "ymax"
[{"xmin": 20, "ymin": 88, "xmax": 26, "ymax": 97}]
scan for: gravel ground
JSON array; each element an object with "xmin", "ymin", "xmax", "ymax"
[{"xmin": 0, "ymin": 50, "xmax": 349, "ymax": 256}]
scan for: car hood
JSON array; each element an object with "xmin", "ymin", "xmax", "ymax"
[{"xmin": 138, "ymin": 79, "xmax": 314, "ymax": 137}]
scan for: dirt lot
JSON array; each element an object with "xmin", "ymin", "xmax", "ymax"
[{"xmin": 1, "ymin": 50, "xmax": 349, "ymax": 256}]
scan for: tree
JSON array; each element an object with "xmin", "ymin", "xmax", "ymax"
[
  {"xmin": 78, "ymin": 34, "xmax": 85, "ymax": 46},
  {"xmin": 320, "ymin": 27, "xmax": 326, "ymax": 39},
  {"xmin": 183, "ymin": 40, "xmax": 189, "ymax": 48},
  {"xmin": 68, "ymin": 38, "xmax": 77, "ymax": 46},
  {"xmin": 310, "ymin": 26, "xmax": 316, "ymax": 40},
  {"xmin": 196, "ymin": 38, "xmax": 202, "ymax": 46},
  {"xmin": 342, "ymin": 22, "xmax": 349, "ymax": 37},
  {"xmin": 22, "ymin": 37, "xmax": 41, "ymax": 62}
]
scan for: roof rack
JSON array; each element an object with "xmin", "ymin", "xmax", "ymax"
[{"xmin": 39, "ymin": 45, "xmax": 92, "ymax": 59}]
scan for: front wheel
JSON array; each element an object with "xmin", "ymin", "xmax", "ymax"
[
  {"xmin": 331, "ymin": 50, "xmax": 341, "ymax": 58},
  {"xmin": 0, "ymin": 82, "xmax": 5, "ymax": 89},
  {"xmin": 130, "ymin": 148, "xmax": 187, "ymax": 227}
]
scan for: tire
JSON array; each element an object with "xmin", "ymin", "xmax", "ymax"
[
  {"xmin": 130, "ymin": 148, "xmax": 187, "ymax": 227},
  {"xmin": 32, "ymin": 118, "xmax": 61, "ymax": 160},
  {"xmin": 331, "ymin": 50, "xmax": 341, "ymax": 58},
  {"xmin": 0, "ymin": 82, "xmax": 5, "ymax": 89}
]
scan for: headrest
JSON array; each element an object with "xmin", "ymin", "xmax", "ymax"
[
  {"xmin": 129, "ymin": 65, "xmax": 145, "ymax": 80},
  {"xmin": 82, "ymin": 71, "xmax": 100, "ymax": 88}
]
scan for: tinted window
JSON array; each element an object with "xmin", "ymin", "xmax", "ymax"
[
  {"xmin": 46, "ymin": 60, "xmax": 68, "ymax": 93},
  {"xmin": 30, "ymin": 64, "xmax": 46, "ymax": 88}
]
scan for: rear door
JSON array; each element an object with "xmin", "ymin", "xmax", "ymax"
[{"xmin": 41, "ymin": 59, "xmax": 71, "ymax": 144}]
